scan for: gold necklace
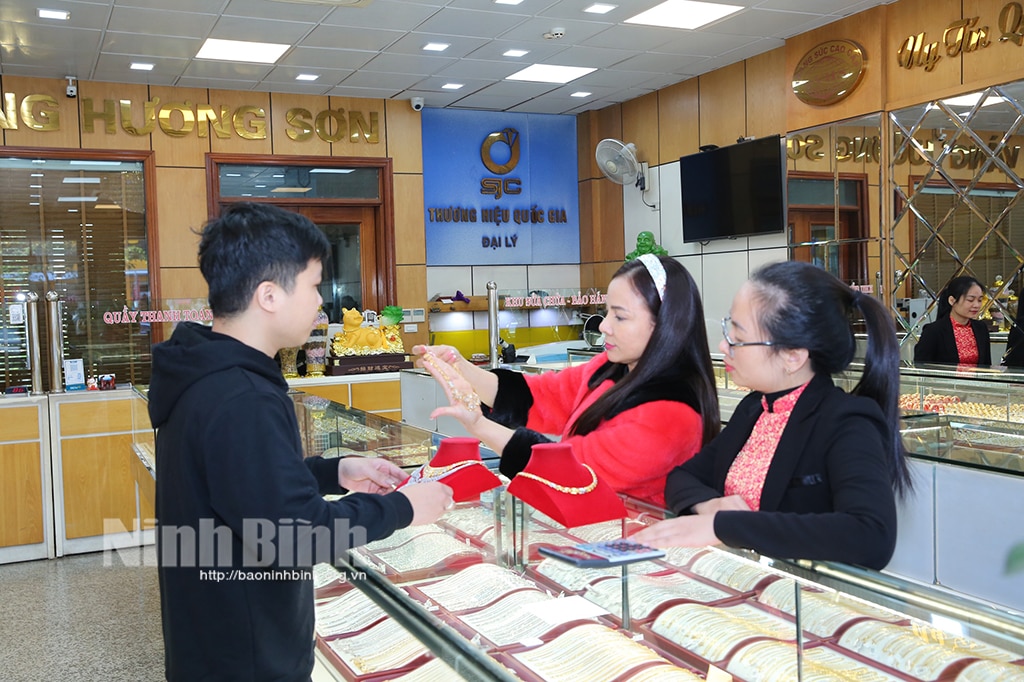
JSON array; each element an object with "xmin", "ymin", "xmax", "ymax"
[
  {"xmin": 515, "ymin": 463, "xmax": 598, "ymax": 495},
  {"xmin": 408, "ymin": 459, "xmax": 485, "ymax": 484}
]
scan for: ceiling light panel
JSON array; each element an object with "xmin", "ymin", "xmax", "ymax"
[
  {"xmin": 37, "ymin": 8, "xmax": 69, "ymax": 20},
  {"xmin": 506, "ymin": 64, "xmax": 597, "ymax": 84},
  {"xmin": 625, "ymin": 0, "xmax": 743, "ymax": 30},
  {"xmin": 585, "ymin": 4, "xmax": 617, "ymax": 14},
  {"xmin": 195, "ymin": 38, "xmax": 290, "ymax": 64}
]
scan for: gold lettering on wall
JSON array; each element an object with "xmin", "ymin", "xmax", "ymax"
[
  {"xmin": 0, "ymin": 93, "xmax": 378, "ymax": 142},
  {"xmin": 1000, "ymin": 2, "xmax": 1024, "ymax": 45},
  {"xmin": 898, "ymin": 2, "xmax": 1021, "ymax": 71},
  {"xmin": 20, "ymin": 95, "xmax": 59, "ymax": 131},
  {"xmin": 0, "ymin": 92, "xmax": 18, "ymax": 129}
]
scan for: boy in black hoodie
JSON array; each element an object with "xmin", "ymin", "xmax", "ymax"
[{"xmin": 148, "ymin": 203, "xmax": 452, "ymax": 681}]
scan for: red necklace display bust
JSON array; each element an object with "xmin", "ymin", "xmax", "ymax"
[{"xmin": 507, "ymin": 442, "xmax": 626, "ymax": 527}]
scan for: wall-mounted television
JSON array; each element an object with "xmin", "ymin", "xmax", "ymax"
[{"xmin": 680, "ymin": 134, "xmax": 787, "ymax": 244}]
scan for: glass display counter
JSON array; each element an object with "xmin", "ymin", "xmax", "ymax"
[{"xmin": 313, "ymin": 490, "xmax": 1024, "ymax": 682}]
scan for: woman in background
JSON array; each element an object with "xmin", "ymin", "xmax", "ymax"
[
  {"xmin": 634, "ymin": 261, "xmax": 911, "ymax": 570},
  {"xmin": 412, "ymin": 255, "xmax": 719, "ymax": 508},
  {"xmin": 913, "ymin": 276, "xmax": 991, "ymax": 367}
]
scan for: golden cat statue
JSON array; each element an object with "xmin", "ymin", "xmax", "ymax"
[{"xmin": 332, "ymin": 308, "xmax": 385, "ymax": 355}]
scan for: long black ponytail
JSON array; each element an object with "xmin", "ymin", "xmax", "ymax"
[{"xmin": 749, "ymin": 261, "xmax": 912, "ymax": 496}]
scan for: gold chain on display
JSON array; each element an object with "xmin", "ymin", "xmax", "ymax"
[
  {"xmin": 374, "ymin": 534, "xmax": 481, "ymax": 573},
  {"xmin": 515, "ymin": 463, "xmax": 598, "ymax": 495},
  {"xmin": 417, "ymin": 564, "xmax": 536, "ymax": 611},
  {"xmin": 457, "ymin": 589, "xmax": 556, "ymax": 646}
]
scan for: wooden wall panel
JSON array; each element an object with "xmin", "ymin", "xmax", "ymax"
[
  {"xmin": 394, "ymin": 174, "xmax": 425, "ymax": 265},
  {"xmin": 885, "ymin": 0, "xmax": 963, "ymax": 107},
  {"xmin": 621, "ymin": 92, "xmax": 659, "ymax": 167},
  {"xmin": 156, "ymin": 167, "xmax": 208, "ymax": 268},
  {"xmin": 386, "ymin": 99, "xmax": 423, "ymax": 174},
  {"xmin": 592, "ymin": 261, "xmax": 622, "ymax": 289},
  {"xmin": 576, "ymin": 109, "xmax": 595, "ymax": 182},
  {"xmin": 578, "ymin": 180, "xmax": 596, "ymax": 263},
  {"xmin": 1, "ymin": 76, "xmax": 80, "ymax": 148},
  {"xmin": 0, "ymin": 406, "xmax": 40, "ymax": 441},
  {"xmin": 590, "ymin": 178, "xmax": 624, "ymax": 262},
  {"xmin": 745, "ymin": 48, "xmax": 787, "ymax": 139},
  {"xmin": 657, "ymin": 78, "xmax": 700, "ymax": 163},
  {"xmin": 396, "ymin": 264, "xmax": 428, "ymax": 351},
  {"xmin": 787, "ymin": 6, "xmax": 888, "ymax": 131},
  {"xmin": 148, "ymin": 86, "xmax": 210, "ymax": 168},
  {"xmin": 579, "ymin": 105, "xmax": 622, "ymax": 180},
  {"xmin": 159, "ymin": 267, "xmax": 207, "ymax": 301},
  {"xmin": 330, "ymin": 96, "xmax": 386, "ymax": 159},
  {"xmin": 209, "ymin": 89, "xmax": 273, "ymax": 155},
  {"xmin": 962, "ymin": 0, "xmax": 1024, "ymax": 89},
  {"xmin": 78, "ymin": 81, "xmax": 151, "ymax": 150},
  {"xmin": 270, "ymin": 93, "xmax": 331, "ymax": 156},
  {"xmin": 0, "ymin": 442, "xmax": 44, "ymax": 547},
  {"xmin": 297, "ymin": 384, "xmax": 350, "ymax": 405},
  {"xmin": 698, "ymin": 62, "xmax": 747, "ymax": 148},
  {"xmin": 351, "ymin": 381, "xmax": 401, "ymax": 412},
  {"xmin": 60, "ymin": 398, "xmax": 133, "ymax": 437},
  {"xmin": 62, "ymin": 434, "xmax": 135, "ymax": 539}
]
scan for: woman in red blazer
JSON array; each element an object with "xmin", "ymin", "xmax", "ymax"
[
  {"xmin": 913, "ymin": 276, "xmax": 991, "ymax": 367},
  {"xmin": 412, "ymin": 256, "xmax": 720, "ymax": 507},
  {"xmin": 635, "ymin": 261, "xmax": 912, "ymax": 570}
]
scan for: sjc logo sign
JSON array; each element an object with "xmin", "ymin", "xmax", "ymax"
[{"xmin": 480, "ymin": 127, "xmax": 522, "ymax": 200}]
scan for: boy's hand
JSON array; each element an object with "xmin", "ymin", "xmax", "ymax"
[{"xmin": 338, "ymin": 457, "xmax": 407, "ymax": 494}]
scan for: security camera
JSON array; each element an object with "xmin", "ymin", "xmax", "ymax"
[
  {"xmin": 410, "ymin": 97, "xmax": 424, "ymax": 112},
  {"xmin": 65, "ymin": 76, "xmax": 77, "ymax": 99}
]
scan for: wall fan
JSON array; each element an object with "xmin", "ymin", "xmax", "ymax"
[{"xmin": 595, "ymin": 138, "xmax": 655, "ymax": 208}]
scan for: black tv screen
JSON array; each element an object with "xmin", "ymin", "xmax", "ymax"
[{"xmin": 680, "ymin": 135, "xmax": 787, "ymax": 243}]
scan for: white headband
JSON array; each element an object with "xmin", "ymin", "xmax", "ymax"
[{"xmin": 637, "ymin": 253, "xmax": 667, "ymax": 301}]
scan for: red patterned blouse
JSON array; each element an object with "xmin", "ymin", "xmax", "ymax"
[
  {"xmin": 723, "ymin": 381, "xmax": 810, "ymax": 511},
  {"xmin": 951, "ymin": 316, "xmax": 979, "ymax": 366}
]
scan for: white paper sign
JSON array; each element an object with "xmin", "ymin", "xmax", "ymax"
[
  {"xmin": 521, "ymin": 595, "xmax": 608, "ymax": 626},
  {"xmin": 8, "ymin": 303, "xmax": 25, "ymax": 325},
  {"xmin": 63, "ymin": 359, "xmax": 86, "ymax": 391}
]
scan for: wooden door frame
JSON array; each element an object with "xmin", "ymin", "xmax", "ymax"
[{"xmin": 205, "ymin": 154, "xmax": 397, "ymax": 308}]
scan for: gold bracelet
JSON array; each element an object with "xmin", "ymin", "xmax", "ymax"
[{"xmin": 516, "ymin": 463, "xmax": 598, "ymax": 495}]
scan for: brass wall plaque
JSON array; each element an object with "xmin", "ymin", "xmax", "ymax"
[{"xmin": 792, "ymin": 40, "xmax": 867, "ymax": 106}]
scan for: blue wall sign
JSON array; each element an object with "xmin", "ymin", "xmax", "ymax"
[{"xmin": 422, "ymin": 109, "xmax": 580, "ymax": 265}]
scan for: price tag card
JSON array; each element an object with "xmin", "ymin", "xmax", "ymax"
[{"xmin": 63, "ymin": 359, "xmax": 86, "ymax": 391}]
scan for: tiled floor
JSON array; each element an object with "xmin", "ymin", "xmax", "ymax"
[
  {"xmin": 0, "ymin": 546, "xmax": 164, "ymax": 681},
  {"xmin": 0, "ymin": 545, "xmax": 340, "ymax": 681}
]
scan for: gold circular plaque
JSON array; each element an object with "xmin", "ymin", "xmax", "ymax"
[{"xmin": 792, "ymin": 40, "xmax": 867, "ymax": 106}]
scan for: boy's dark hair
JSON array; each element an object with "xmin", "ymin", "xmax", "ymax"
[{"xmin": 198, "ymin": 203, "xmax": 331, "ymax": 317}]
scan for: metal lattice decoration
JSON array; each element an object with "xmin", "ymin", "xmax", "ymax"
[{"xmin": 890, "ymin": 81, "xmax": 1024, "ymax": 352}]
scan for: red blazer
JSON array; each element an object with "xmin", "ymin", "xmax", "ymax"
[{"xmin": 490, "ymin": 353, "xmax": 703, "ymax": 507}]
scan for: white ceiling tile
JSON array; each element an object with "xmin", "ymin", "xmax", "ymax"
[
  {"xmin": 107, "ymin": 6, "xmax": 217, "ymax": 39},
  {"xmin": 182, "ymin": 60, "xmax": 276, "ymax": 80},
  {"xmin": 101, "ymin": 32, "xmax": 204, "ymax": 60},
  {"xmin": 222, "ymin": 0, "xmax": 334, "ymax": 22},
  {"xmin": 464, "ymin": 39, "xmax": 566, "ymax": 62},
  {"xmin": 328, "ymin": 84, "xmax": 408, "ymax": 98},
  {"xmin": 434, "ymin": 59, "xmax": 522, "ymax": 80},
  {"xmin": 496, "ymin": 17, "xmax": 612, "ymax": 43},
  {"xmin": 301, "ymin": 24, "xmax": 405, "ymax": 51},
  {"xmin": 359, "ymin": 52, "xmax": 457, "ymax": 75},
  {"xmin": 580, "ymin": 24, "xmax": 689, "ymax": 51},
  {"xmin": 339, "ymin": 70, "xmax": 422, "ymax": 90},
  {"xmin": 210, "ymin": 16, "xmax": 319, "ymax": 44},
  {"xmin": 414, "ymin": 8, "xmax": 529, "ymax": 39},
  {"xmin": 386, "ymin": 32, "xmax": 490, "ymax": 57},
  {"xmin": 278, "ymin": 47, "xmax": 376, "ymax": 71},
  {"xmin": 541, "ymin": 45, "xmax": 633, "ymax": 68},
  {"xmin": 263, "ymin": 65, "xmax": 353, "ymax": 85},
  {"xmin": 652, "ymin": 31, "xmax": 762, "ymax": 57},
  {"xmin": 709, "ymin": 8, "xmax": 820, "ymax": 37},
  {"xmin": 320, "ymin": 1, "xmax": 439, "ymax": 29}
]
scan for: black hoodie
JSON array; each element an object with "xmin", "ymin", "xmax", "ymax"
[{"xmin": 149, "ymin": 322, "xmax": 412, "ymax": 681}]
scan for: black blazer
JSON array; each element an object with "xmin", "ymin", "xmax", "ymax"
[
  {"xmin": 1003, "ymin": 318, "xmax": 1024, "ymax": 368},
  {"xmin": 665, "ymin": 373, "xmax": 898, "ymax": 570},
  {"xmin": 913, "ymin": 316, "xmax": 992, "ymax": 367}
]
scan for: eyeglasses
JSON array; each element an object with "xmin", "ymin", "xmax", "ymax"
[{"xmin": 721, "ymin": 316, "xmax": 775, "ymax": 355}]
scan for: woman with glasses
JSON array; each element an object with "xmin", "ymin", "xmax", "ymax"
[
  {"xmin": 634, "ymin": 261, "xmax": 911, "ymax": 570},
  {"xmin": 913, "ymin": 276, "xmax": 991, "ymax": 368},
  {"xmin": 412, "ymin": 255, "xmax": 720, "ymax": 507}
]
